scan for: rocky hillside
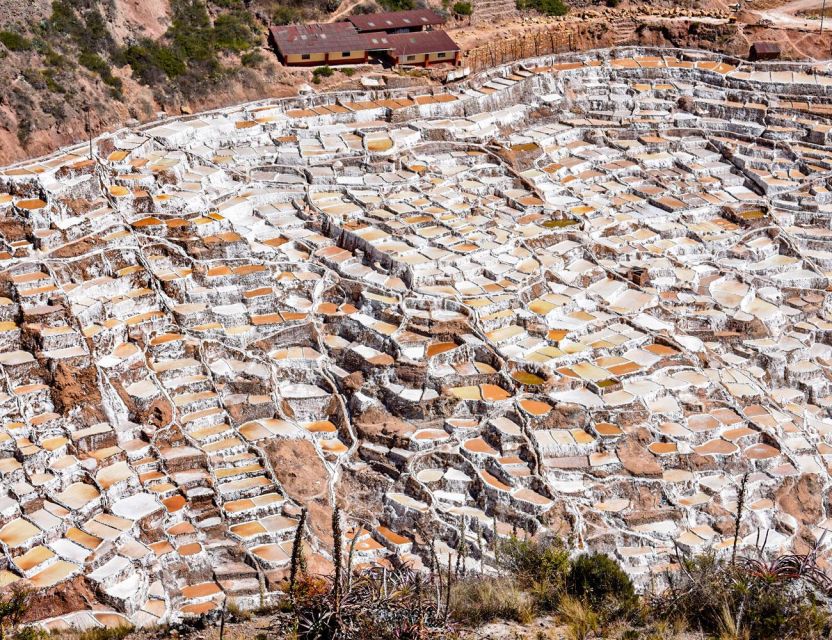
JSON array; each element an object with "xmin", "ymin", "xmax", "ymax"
[{"xmin": 0, "ymin": 0, "xmax": 364, "ymax": 165}]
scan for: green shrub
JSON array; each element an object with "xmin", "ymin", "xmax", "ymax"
[
  {"xmin": 516, "ymin": 0, "xmax": 568, "ymax": 15},
  {"xmin": 340, "ymin": 67, "xmax": 356, "ymax": 76},
  {"xmin": 313, "ymin": 65, "xmax": 334, "ymax": 78},
  {"xmin": 22, "ymin": 68, "xmax": 47, "ymax": 90},
  {"xmin": 43, "ymin": 69, "xmax": 67, "ymax": 93},
  {"xmin": 47, "ymin": 0, "xmax": 115, "ymax": 54},
  {"xmin": 213, "ymin": 12, "xmax": 257, "ymax": 52},
  {"xmin": 0, "ymin": 31, "xmax": 32, "ymax": 52},
  {"xmin": 499, "ymin": 535, "xmax": 569, "ymax": 612},
  {"xmin": 241, "ymin": 50, "xmax": 264, "ymax": 67},
  {"xmin": 42, "ymin": 46, "xmax": 67, "ymax": 68},
  {"xmin": 378, "ymin": 0, "xmax": 415, "ymax": 10},
  {"xmin": 48, "ymin": 0, "xmax": 85, "ymax": 40},
  {"xmin": 272, "ymin": 5, "xmax": 303, "ymax": 24},
  {"xmin": 79, "ymin": 6, "xmax": 115, "ymax": 54},
  {"xmin": 79, "ymin": 51, "xmax": 123, "ymax": 91},
  {"xmin": 0, "ymin": 584, "xmax": 33, "ymax": 638},
  {"xmin": 351, "ymin": 2, "xmax": 378, "ymax": 14},
  {"xmin": 651, "ymin": 553, "xmax": 831, "ymax": 640},
  {"xmin": 121, "ymin": 39, "xmax": 187, "ymax": 83},
  {"xmin": 568, "ymin": 552, "xmax": 636, "ymax": 614},
  {"xmin": 167, "ymin": 0, "xmax": 215, "ymax": 63},
  {"xmin": 452, "ymin": 1, "xmax": 472, "ymax": 15},
  {"xmin": 11, "ymin": 627, "xmax": 49, "ymax": 640}
]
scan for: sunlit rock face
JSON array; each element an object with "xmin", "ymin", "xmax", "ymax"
[{"xmin": 3, "ymin": 47, "xmax": 832, "ymax": 631}]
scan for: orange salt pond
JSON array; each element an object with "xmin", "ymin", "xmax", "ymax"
[{"xmin": 518, "ymin": 399, "xmax": 552, "ymax": 416}]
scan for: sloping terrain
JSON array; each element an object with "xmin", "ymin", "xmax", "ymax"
[
  {"xmin": 0, "ymin": 0, "xmax": 361, "ymax": 166},
  {"xmin": 3, "ymin": 47, "xmax": 832, "ymax": 631}
]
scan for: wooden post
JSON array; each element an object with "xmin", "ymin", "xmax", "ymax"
[{"xmin": 219, "ymin": 598, "xmax": 226, "ymax": 640}]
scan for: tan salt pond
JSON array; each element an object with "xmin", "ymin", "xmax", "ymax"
[
  {"xmin": 29, "ymin": 560, "xmax": 78, "ymax": 588},
  {"xmin": 694, "ymin": 439, "xmax": 738, "ymax": 456},
  {"xmin": 745, "ymin": 443, "xmax": 780, "ymax": 460},
  {"xmin": 0, "ymin": 519, "xmax": 41, "ymax": 547}
]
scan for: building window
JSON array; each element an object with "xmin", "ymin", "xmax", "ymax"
[
  {"xmin": 407, "ymin": 54, "xmax": 416, "ymax": 61},
  {"xmin": 437, "ymin": 52, "xmax": 446, "ymax": 58},
  {"xmin": 342, "ymin": 51, "xmax": 351, "ymax": 57},
  {"xmin": 301, "ymin": 54, "xmax": 311, "ymax": 60}
]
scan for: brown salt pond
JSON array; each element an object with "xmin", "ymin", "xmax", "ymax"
[{"xmin": 511, "ymin": 371, "xmax": 545, "ymax": 386}]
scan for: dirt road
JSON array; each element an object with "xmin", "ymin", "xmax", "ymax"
[
  {"xmin": 754, "ymin": 0, "xmax": 832, "ymax": 30},
  {"xmin": 327, "ymin": 0, "xmax": 365, "ymax": 22}
]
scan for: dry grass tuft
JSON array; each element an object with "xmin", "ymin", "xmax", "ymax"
[
  {"xmin": 559, "ymin": 596, "xmax": 599, "ymax": 640},
  {"xmin": 450, "ymin": 575, "xmax": 535, "ymax": 625}
]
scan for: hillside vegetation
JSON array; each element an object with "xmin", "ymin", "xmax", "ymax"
[
  {"xmin": 0, "ymin": 0, "xmax": 347, "ymax": 163},
  {"xmin": 2, "ymin": 529, "xmax": 831, "ymax": 640}
]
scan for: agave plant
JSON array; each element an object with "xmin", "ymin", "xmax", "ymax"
[
  {"xmin": 294, "ymin": 567, "xmax": 450, "ymax": 640},
  {"xmin": 736, "ymin": 552, "xmax": 832, "ymax": 595}
]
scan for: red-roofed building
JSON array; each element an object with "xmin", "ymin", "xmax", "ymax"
[
  {"xmin": 347, "ymin": 9, "xmax": 446, "ymax": 34},
  {"xmin": 269, "ymin": 22, "xmax": 370, "ymax": 66},
  {"xmin": 268, "ymin": 12, "xmax": 460, "ymax": 68},
  {"xmin": 384, "ymin": 30, "xmax": 461, "ymax": 67}
]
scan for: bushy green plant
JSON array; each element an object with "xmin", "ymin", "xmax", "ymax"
[
  {"xmin": 568, "ymin": 552, "xmax": 636, "ymax": 616},
  {"xmin": 313, "ymin": 65, "xmax": 334, "ymax": 78},
  {"xmin": 47, "ymin": 0, "xmax": 115, "ymax": 54},
  {"xmin": 351, "ymin": 2, "xmax": 378, "ymax": 14},
  {"xmin": 167, "ymin": 0, "xmax": 215, "ymax": 63},
  {"xmin": 378, "ymin": 0, "xmax": 416, "ymax": 10},
  {"xmin": 11, "ymin": 628, "xmax": 48, "ymax": 640},
  {"xmin": 452, "ymin": 1, "xmax": 472, "ymax": 14},
  {"xmin": 516, "ymin": 0, "xmax": 568, "ymax": 15},
  {"xmin": 0, "ymin": 584, "xmax": 32, "ymax": 640},
  {"xmin": 79, "ymin": 51, "xmax": 123, "ymax": 92},
  {"xmin": 213, "ymin": 11, "xmax": 257, "ymax": 52},
  {"xmin": 0, "ymin": 31, "xmax": 32, "ymax": 52},
  {"xmin": 47, "ymin": 0, "xmax": 85, "ymax": 40},
  {"xmin": 499, "ymin": 535, "xmax": 570, "ymax": 611},
  {"xmin": 272, "ymin": 5, "xmax": 303, "ymax": 24},
  {"xmin": 651, "ymin": 553, "xmax": 831, "ymax": 640},
  {"xmin": 241, "ymin": 50, "xmax": 264, "ymax": 67},
  {"xmin": 122, "ymin": 39, "xmax": 187, "ymax": 83}
]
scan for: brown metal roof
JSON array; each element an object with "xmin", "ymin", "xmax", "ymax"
[
  {"xmin": 751, "ymin": 42, "xmax": 781, "ymax": 54},
  {"xmin": 386, "ymin": 30, "xmax": 460, "ymax": 57},
  {"xmin": 347, "ymin": 9, "xmax": 445, "ymax": 33},
  {"xmin": 269, "ymin": 22, "xmax": 368, "ymax": 56},
  {"xmin": 361, "ymin": 33, "xmax": 394, "ymax": 51}
]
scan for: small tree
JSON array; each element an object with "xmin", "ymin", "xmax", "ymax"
[
  {"xmin": 568, "ymin": 552, "xmax": 636, "ymax": 618},
  {"xmin": 452, "ymin": 1, "xmax": 473, "ymax": 22},
  {"xmin": 452, "ymin": 0, "xmax": 472, "ymax": 12},
  {"xmin": 0, "ymin": 585, "xmax": 31, "ymax": 640}
]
